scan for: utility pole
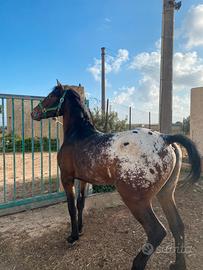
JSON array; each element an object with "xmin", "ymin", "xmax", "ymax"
[
  {"xmin": 159, "ymin": 0, "xmax": 181, "ymax": 134},
  {"xmin": 101, "ymin": 47, "xmax": 106, "ymax": 114}
]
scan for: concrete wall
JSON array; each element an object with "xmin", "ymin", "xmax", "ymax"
[
  {"xmin": 7, "ymin": 85, "xmax": 85, "ymax": 139},
  {"xmin": 7, "ymin": 99, "xmax": 59, "ymax": 139},
  {"xmin": 190, "ymin": 87, "xmax": 203, "ymax": 157}
]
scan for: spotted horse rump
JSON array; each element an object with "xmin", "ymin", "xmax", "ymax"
[{"xmin": 103, "ymin": 128, "xmax": 176, "ymax": 190}]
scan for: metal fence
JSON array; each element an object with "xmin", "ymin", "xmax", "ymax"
[{"xmin": 0, "ymin": 94, "xmax": 66, "ymax": 216}]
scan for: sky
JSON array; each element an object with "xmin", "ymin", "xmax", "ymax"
[{"xmin": 0, "ymin": 0, "xmax": 203, "ymax": 123}]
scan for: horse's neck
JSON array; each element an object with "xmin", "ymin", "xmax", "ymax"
[{"xmin": 62, "ymin": 110, "xmax": 96, "ymax": 141}]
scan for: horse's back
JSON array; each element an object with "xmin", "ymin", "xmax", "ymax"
[{"xmin": 63, "ymin": 128, "xmax": 176, "ymax": 190}]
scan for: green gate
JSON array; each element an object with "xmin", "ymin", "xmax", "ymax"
[{"xmin": 0, "ymin": 93, "xmax": 66, "ymax": 216}]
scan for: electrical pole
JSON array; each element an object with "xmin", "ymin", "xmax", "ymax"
[
  {"xmin": 159, "ymin": 0, "xmax": 181, "ymax": 134},
  {"xmin": 101, "ymin": 47, "xmax": 106, "ymax": 114}
]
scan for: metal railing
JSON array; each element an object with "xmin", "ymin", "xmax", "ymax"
[{"xmin": 0, "ymin": 94, "xmax": 65, "ymax": 216}]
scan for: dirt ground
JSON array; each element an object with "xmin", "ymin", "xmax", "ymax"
[
  {"xmin": 0, "ymin": 187, "xmax": 202, "ymax": 270},
  {"xmin": 0, "ymin": 152, "xmax": 58, "ymax": 202}
]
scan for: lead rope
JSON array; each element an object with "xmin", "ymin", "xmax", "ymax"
[
  {"xmin": 53, "ymin": 117, "xmax": 63, "ymax": 126},
  {"xmin": 52, "ymin": 97, "xmax": 93, "ymax": 128},
  {"xmin": 87, "ymin": 107, "xmax": 95, "ymax": 127}
]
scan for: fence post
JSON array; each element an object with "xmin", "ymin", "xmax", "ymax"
[
  {"xmin": 129, "ymin": 106, "xmax": 132, "ymax": 130},
  {"xmin": 21, "ymin": 99, "xmax": 26, "ymax": 197},
  {"xmin": 1, "ymin": 98, "xmax": 6, "ymax": 202},
  {"xmin": 149, "ymin": 112, "xmax": 151, "ymax": 129},
  {"xmin": 12, "ymin": 98, "xmax": 16, "ymax": 200}
]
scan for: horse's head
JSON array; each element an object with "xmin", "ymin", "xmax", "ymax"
[
  {"xmin": 31, "ymin": 81, "xmax": 94, "ymax": 135},
  {"xmin": 31, "ymin": 80, "xmax": 67, "ymax": 121}
]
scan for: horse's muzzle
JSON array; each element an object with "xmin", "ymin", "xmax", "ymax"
[{"xmin": 31, "ymin": 110, "xmax": 41, "ymax": 121}]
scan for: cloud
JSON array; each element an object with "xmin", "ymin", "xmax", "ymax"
[
  {"xmin": 113, "ymin": 86, "xmax": 136, "ymax": 106},
  {"xmin": 130, "ymin": 51, "xmax": 160, "ymax": 83},
  {"xmin": 110, "ymin": 49, "xmax": 129, "ymax": 72},
  {"xmin": 117, "ymin": 47, "xmax": 203, "ymax": 122},
  {"xmin": 87, "ymin": 4, "xmax": 203, "ymax": 123},
  {"xmin": 87, "ymin": 49, "xmax": 129, "ymax": 81},
  {"xmin": 173, "ymin": 94, "xmax": 190, "ymax": 120},
  {"xmin": 111, "ymin": 85, "xmax": 159, "ymax": 123},
  {"xmin": 173, "ymin": 51, "xmax": 203, "ymax": 91},
  {"xmin": 105, "ymin": 18, "xmax": 111, "ymax": 23},
  {"xmin": 182, "ymin": 4, "xmax": 203, "ymax": 49},
  {"xmin": 87, "ymin": 58, "xmax": 101, "ymax": 81}
]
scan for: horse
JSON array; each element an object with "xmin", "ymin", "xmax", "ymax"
[{"xmin": 31, "ymin": 81, "xmax": 201, "ymax": 270}]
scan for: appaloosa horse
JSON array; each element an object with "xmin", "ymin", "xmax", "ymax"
[{"xmin": 31, "ymin": 82, "xmax": 201, "ymax": 270}]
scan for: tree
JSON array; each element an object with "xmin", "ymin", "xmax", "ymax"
[
  {"xmin": 91, "ymin": 108, "xmax": 127, "ymax": 133},
  {"xmin": 183, "ymin": 116, "xmax": 190, "ymax": 134}
]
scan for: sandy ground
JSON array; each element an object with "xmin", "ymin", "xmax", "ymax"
[
  {"xmin": 0, "ymin": 152, "xmax": 59, "ymax": 202},
  {"xmin": 0, "ymin": 187, "xmax": 202, "ymax": 270}
]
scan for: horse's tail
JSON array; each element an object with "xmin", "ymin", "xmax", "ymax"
[{"xmin": 163, "ymin": 134, "xmax": 201, "ymax": 185}]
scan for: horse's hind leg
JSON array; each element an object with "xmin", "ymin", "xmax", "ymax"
[
  {"xmin": 131, "ymin": 203, "xmax": 166, "ymax": 270},
  {"xmin": 117, "ymin": 184, "xmax": 166, "ymax": 270},
  {"xmin": 77, "ymin": 181, "xmax": 87, "ymax": 234},
  {"xmin": 157, "ymin": 144, "xmax": 186, "ymax": 270}
]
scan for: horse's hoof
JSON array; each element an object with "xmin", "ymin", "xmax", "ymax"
[
  {"xmin": 170, "ymin": 263, "xmax": 177, "ymax": 270},
  {"xmin": 79, "ymin": 229, "xmax": 84, "ymax": 236},
  {"xmin": 66, "ymin": 235, "xmax": 79, "ymax": 245},
  {"xmin": 131, "ymin": 266, "xmax": 142, "ymax": 270},
  {"xmin": 169, "ymin": 262, "xmax": 186, "ymax": 270},
  {"xmin": 131, "ymin": 262, "xmax": 144, "ymax": 270}
]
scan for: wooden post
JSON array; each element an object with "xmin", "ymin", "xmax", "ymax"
[
  {"xmin": 129, "ymin": 106, "xmax": 132, "ymax": 130},
  {"xmin": 149, "ymin": 112, "xmax": 151, "ymax": 129}
]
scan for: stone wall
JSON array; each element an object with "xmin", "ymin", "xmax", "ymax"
[
  {"xmin": 6, "ymin": 85, "xmax": 85, "ymax": 139},
  {"xmin": 190, "ymin": 87, "xmax": 203, "ymax": 157}
]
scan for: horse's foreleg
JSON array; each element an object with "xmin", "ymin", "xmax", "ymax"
[
  {"xmin": 62, "ymin": 177, "xmax": 79, "ymax": 244},
  {"xmin": 77, "ymin": 181, "xmax": 87, "ymax": 234}
]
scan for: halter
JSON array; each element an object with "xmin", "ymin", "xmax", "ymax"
[{"xmin": 38, "ymin": 91, "xmax": 67, "ymax": 118}]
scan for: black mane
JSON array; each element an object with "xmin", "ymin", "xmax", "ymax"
[{"xmin": 62, "ymin": 88, "xmax": 96, "ymax": 140}]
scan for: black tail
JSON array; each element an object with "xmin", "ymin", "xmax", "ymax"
[{"xmin": 163, "ymin": 134, "xmax": 201, "ymax": 184}]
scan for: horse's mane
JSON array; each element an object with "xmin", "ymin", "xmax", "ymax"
[
  {"xmin": 53, "ymin": 87, "xmax": 95, "ymax": 133},
  {"xmin": 68, "ymin": 89, "xmax": 93, "ymax": 124}
]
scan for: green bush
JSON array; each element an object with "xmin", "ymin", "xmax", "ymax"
[
  {"xmin": 92, "ymin": 185, "xmax": 116, "ymax": 193},
  {"xmin": 91, "ymin": 108, "xmax": 127, "ymax": 133},
  {"xmin": 0, "ymin": 134, "xmax": 57, "ymax": 152}
]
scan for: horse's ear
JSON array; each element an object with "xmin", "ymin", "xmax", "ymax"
[{"xmin": 56, "ymin": 79, "xmax": 64, "ymax": 90}]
